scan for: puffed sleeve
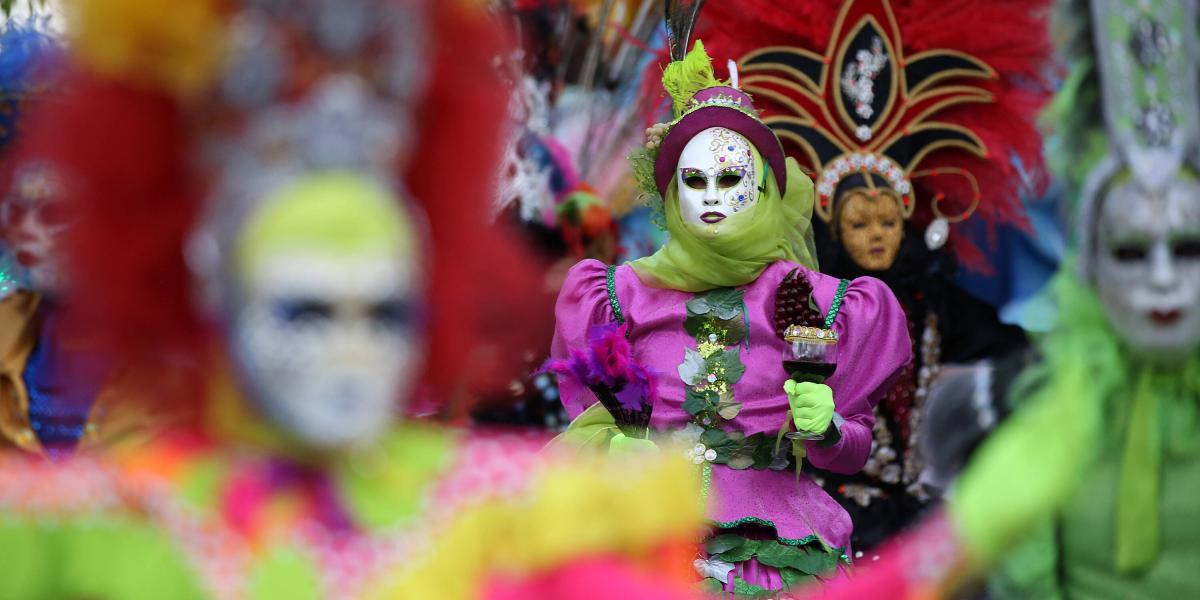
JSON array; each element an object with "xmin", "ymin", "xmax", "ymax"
[
  {"xmin": 550, "ymin": 259, "xmax": 616, "ymax": 419},
  {"xmin": 805, "ymin": 275, "xmax": 911, "ymax": 473}
]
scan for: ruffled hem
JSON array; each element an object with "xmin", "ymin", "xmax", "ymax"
[
  {"xmin": 710, "ymin": 516, "xmax": 848, "ymax": 560},
  {"xmin": 701, "ymin": 523, "xmax": 846, "ymax": 598}
]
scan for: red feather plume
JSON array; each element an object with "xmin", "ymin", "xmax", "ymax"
[
  {"xmin": 691, "ymin": 0, "xmax": 1055, "ymax": 272},
  {"xmin": 406, "ymin": 2, "xmax": 555, "ymax": 415}
]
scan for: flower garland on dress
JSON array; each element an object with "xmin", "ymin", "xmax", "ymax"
[
  {"xmin": 676, "ymin": 287, "xmax": 791, "ymax": 475},
  {"xmin": 676, "ymin": 283, "xmax": 843, "ymax": 596}
]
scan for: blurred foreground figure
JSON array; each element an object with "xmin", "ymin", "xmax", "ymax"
[
  {"xmin": 0, "ymin": 1, "xmax": 701, "ymax": 598},
  {"xmin": 0, "ymin": 23, "xmax": 169, "ymax": 459},
  {"xmin": 989, "ymin": 0, "xmax": 1200, "ymax": 596},
  {"xmin": 799, "ymin": 0, "xmax": 1200, "ymax": 598}
]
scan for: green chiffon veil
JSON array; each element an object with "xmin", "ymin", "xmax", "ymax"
[{"xmin": 629, "ymin": 156, "xmax": 818, "ymax": 292}]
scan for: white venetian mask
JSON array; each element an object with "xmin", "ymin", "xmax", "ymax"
[
  {"xmin": 1093, "ymin": 175, "xmax": 1200, "ymax": 362},
  {"xmin": 676, "ymin": 127, "xmax": 761, "ymax": 236}
]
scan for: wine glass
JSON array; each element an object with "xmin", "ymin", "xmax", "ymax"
[{"xmin": 782, "ymin": 324, "xmax": 838, "ymax": 441}]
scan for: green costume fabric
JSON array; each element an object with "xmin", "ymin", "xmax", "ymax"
[
  {"xmin": 550, "ymin": 401, "xmax": 621, "ymax": 451},
  {"xmin": 1, "ymin": 516, "xmax": 207, "ymax": 600},
  {"xmin": 950, "ymin": 270, "xmax": 1112, "ymax": 569},
  {"xmin": 994, "ymin": 431, "xmax": 1200, "ymax": 599},
  {"xmin": 969, "ymin": 267, "xmax": 1200, "ymax": 597},
  {"xmin": 630, "ymin": 157, "xmax": 818, "ymax": 292}
]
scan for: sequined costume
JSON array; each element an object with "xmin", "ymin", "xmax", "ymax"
[
  {"xmin": 788, "ymin": 1, "xmax": 1200, "ymax": 598},
  {"xmin": 806, "ymin": 256, "xmax": 1026, "ymax": 553}
]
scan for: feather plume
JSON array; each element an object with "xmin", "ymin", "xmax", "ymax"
[
  {"xmin": 664, "ymin": 0, "xmax": 706, "ymax": 62},
  {"xmin": 692, "ymin": 0, "xmax": 1056, "ymax": 272},
  {"xmin": 660, "ymin": 39, "xmax": 721, "ymax": 118}
]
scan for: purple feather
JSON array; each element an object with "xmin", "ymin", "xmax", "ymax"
[{"xmin": 539, "ymin": 323, "xmax": 657, "ymax": 415}]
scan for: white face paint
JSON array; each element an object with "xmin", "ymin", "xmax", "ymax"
[
  {"xmin": 231, "ymin": 251, "xmax": 422, "ymax": 449},
  {"xmin": 1094, "ymin": 176, "xmax": 1200, "ymax": 362},
  {"xmin": 1, "ymin": 164, "xmax": 69, "ymax": 293},
  {"xmin": 676, "ymin": 127, "xmax": 760, "ymax": 236}
]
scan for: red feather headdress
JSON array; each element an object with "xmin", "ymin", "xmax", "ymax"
[
  {"xmin": 694, "ymin": 0, "xmax": 1054, "ymax": 270},
  {"xmin": 14, "ymin": 0, "xmax": 547, "ymax": 420}
]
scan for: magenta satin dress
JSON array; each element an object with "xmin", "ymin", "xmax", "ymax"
[{"xmin": 552, "ymin": 259, "xmax": 912, "ymax": 569}]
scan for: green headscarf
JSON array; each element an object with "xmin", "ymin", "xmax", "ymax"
[{"xmin": 629, "ymin": 156, "xmax": 818, "ymax": 292}]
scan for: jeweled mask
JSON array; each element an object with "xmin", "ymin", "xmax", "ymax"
[
  {"xmin": 676, "ymin": 127, "xmax": 761, "ymax": 236},
  {"xmin": 225, "ymin": 173, "xmax": 423, "ymax": 448}
]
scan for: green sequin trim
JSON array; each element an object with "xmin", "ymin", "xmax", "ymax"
[
  {"xmin": 823, "ymin": 279, "xmax": 850, "ymax": 329},
  {"xmin": 605, "ymin": 265, "xmax": 626, "ymax": 330},
  {"xmin": 709, "ymin": 516, "xmax": 850, "ymax": 562}
]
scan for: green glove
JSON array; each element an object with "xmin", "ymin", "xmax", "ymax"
[
  {"xmin": 609, "ymin": 433, "xmax": 659, "ymax": 454},
  {"xmin": 783, "ymin": 380, "xmax": 834, "ymax": 436}
]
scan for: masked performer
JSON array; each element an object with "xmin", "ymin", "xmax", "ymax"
[
  {"xmin": 0, "ymin": 2, "xmax": 702, "ymax": 599},
  {"xmin": 987, "ymin": 1, "xmax": 1200, "ymax": 597},
  {"xmin": 0, "ymin": 24, "xmax": 164, "ymax": 459},
  {"xmin": 692, "ymin": 0, "xmax": 1049, "ymax": 553},
  {"xmin": 551, "ymin": 9, "xmax": 912, "ymax": 592}
]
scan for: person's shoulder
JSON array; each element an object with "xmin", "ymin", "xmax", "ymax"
[
  {"xmin": 756, "ymin": 260, "xmax": 813, "ymax": 288},
  {"xmin": 844, "ymin": 273, "xmax": 893, "ymax": 294},
  {"xmin": 564, "ymin": 258, "xmax": 610, "ymax": 280},
  {"xmin": 556, "ymin": 259, "xmax": 612, "ymax": 297}
]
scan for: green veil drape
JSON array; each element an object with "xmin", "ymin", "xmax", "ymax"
[{"xmin": 630, "ymin": 156, "xmax": 818, "ymax": 292}]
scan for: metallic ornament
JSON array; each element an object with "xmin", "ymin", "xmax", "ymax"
[
  {"xmin": 1130, "ymin": 17, "xmax": 1170, "ymax": 68},
  {"xmin": 841, "ymin": 36, "xmax": 888, "ymax": 121},
  {"xmin": 924, "ymin": 217, "xmax": 949, "ymax": 250},
  {"xmin": 739, "ymin": 0, "xmax": 994, "ymax": 225},
  {"xmin": 1087, "ymin": 0, "xmax": 1198, "ymax": 194},
  {"xmin": 1079, "ymin": 0, "xmax": 1200, "ymax": 282},
  {"xmin": 1136, "ymin": 102, "xmax": 1174, "ymax": 147}
]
